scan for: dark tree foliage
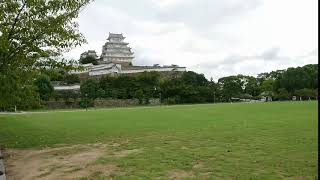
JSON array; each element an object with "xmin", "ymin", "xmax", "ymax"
[
  {"xmin": 275, "ymin": 88, "xmax": 290, "ymax": 101},
  {"xmin": 159, "ymin": 72, "xmax": 211, "ymax": 104},
  {"xmin": 80, "ymin": 79, "xmax": 99, "ymax": 100},
  {"xmin": 0, "ymin": 0, "xmax": 92, "ymax": 110},
  {"xmin": 41, "ymin": 69, "xmax": 66, "ymax": 81},
  {"xmin": 274, "ymin": 64, "xmax": 318, "ymax": 93},
  {"xmin": 218, "ymin": 76, "xmax": 243, "ymax": 102},
  {"xmin": 34, "ymin": 75, "xmax": 54, "ymax": 101},
  {"xmin": 259, "ymin": 79, "xmax": 274, "ymax": 92},
  {"xmin": 54, "ymin": 90, "xmax": 79, "ymax": 102},
  {"xmin": 80, "ymin": 56, "xmax": 98, "ymax": 65},
  {"xmin": 243, "ymin": 76, "xmax": 260, "ymax": 97},
  {"xmin": 294, "ymin": 88, "xmax": 316, "ymax": 100},
  {"xmin": 63, "ymin": 74, "xmax": 80, "ymax": 85},
  {"xmin": 98, "ymin": 71, "xmax": 161, "ymax": 103},
  {"xmin": 257, "ymin": 70, "xmax": 285, "ymax": 82},
  {"xmin": 75, "ymin": 64, "xmax": 318, "ymax": 107},
  {"xmin": 181, "ymin": 71, "xmax": 208, "ymax": 86},
  {"xmin": 80, "ymin": 79, "xmax": 99, "ymax": 108}
]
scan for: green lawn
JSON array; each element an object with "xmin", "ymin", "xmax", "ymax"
[{"xmin": 0, "ymin": 102, "xmax": 318, "ymax": 179}]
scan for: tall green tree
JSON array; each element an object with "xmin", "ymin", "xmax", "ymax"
[
  {"xmin": 80, "ymin": 79, "xmax": 99, "ymax": 108},
  {"xmin": 274, "ymin": 64, "xmax": 318, "ymax": 93},
  {"xmin": 294, "ymin": 88, "xmax": 316, "ymax": 100},
  {"xmin": 238, "ymin": 75, "xmax": 260, "ymax": 97},
  {"xmin": 181, "ymin": 71, "xmax": 208, "ymax": 86},
  {"xmin": 34, "ymin": 75, "xmax": 54, "ymax": 101},
  {"xmin": 276, "ymin": 88, "xmax": 290, "ymax": 100},
  {"xmin": 218, "ymin": 76, "xmax": 243, "ymax": 101},
  {"xmin": 0, "ymin": 0, "xmax": 92, "ymax": 109},
  {"xmin": 80, "ymin": 79, "xmax": 99, "ymax": 100},
  {"xmin": 259, "ymin": 79, "xmax": 274, "ymax": 93}
]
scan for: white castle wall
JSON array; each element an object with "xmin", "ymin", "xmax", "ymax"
[{"xmin": 121, "ymin": 67, "xmax": 186, "ymax": 74}]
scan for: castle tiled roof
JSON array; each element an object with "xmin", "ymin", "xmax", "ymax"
[{"xmin": 107, "ymin": 33, "xmax": 125, "ymax": 40}]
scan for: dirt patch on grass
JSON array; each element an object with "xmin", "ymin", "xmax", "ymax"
[
  {"xmin": 4, "ymin": 144, "xmax": 118, "ymax": 180},
  {"xmin": 113, "ymin": 149, "xmax": 142, "ymax": 158},
  {"xmin": 168, "ymin": 169, "xmax": 194, "ymax": 179},
  {"xmin": 192, "ymin": 162, "xmax": 205, "ymax": 169}
]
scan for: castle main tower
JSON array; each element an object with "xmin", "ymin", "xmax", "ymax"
[{"xmin": 101, "ymin": 33, "xmax": 134, "ymax": 66}]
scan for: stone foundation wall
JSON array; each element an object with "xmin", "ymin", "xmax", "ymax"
[
  {"xmin": 43, "ymin": 98, "xmax": 161, "ymax": 110},
  {"xmin": 43, "ymin": 100, "xmax": 81, "ymax": 109},
  {"xmin": 94, "ymin": 99, "xmax": 139, "ymax": 108},
  {"xmin": 78, "ymin": 72, "xmax": 90, "ymax": 81}
]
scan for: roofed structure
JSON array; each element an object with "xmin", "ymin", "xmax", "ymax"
[
  {"xmin": 101, "ymin": 33, "xmax": 134, "ymax": 66},
  {"xmin": 80, "ymin": 50, "xmax": 98, "ymax": 59},
  {"xmin": 74, "ymin": 33, "xmax": 186, "ymax": 78}
]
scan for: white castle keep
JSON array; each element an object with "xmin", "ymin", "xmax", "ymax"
[
  {"xmin": 74, "ymin": 33, "xmax": 186, "ymax": 77},
  {"xmin": 101, "ymin": 33, "xmax": 134, "ymax": 66}
]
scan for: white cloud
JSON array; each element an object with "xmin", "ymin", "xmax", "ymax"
[{"xmin": 65, "ymin": 0, "xmax": 318, "ymax": 80}]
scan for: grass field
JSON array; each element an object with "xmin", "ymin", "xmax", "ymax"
[{"xmin": 0, "ymin": 102, "xmax": 318, "ymax": 179}]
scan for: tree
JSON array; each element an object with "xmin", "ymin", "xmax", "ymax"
[
  {"xmin": 239, "ymin": 75, "xmax": 260, "ymax": 97},
  {"xmin": 41, "ymin": 69, "xmax": 66, "ymax": 81},
  {"xmin": 294, "ymin": 88, "xmax": 316, "ymax": 100},
  {"xmin": 276, "ymin": 88, "xmax": 289, "ymax": 100},
  {"xmin": 160, "ymin": 78, "xmax": 184, "ymax": 104},
  {"xmin": 218, "ymin": 76, "xmax": 243, "ymax": 102},
  {"xmin": 80, "ymin": 79, "xmax": 99, "ymax": 100},
  {"xmin": 63, "ymin": 74, "xmax": 80, "ymax": 85},
  {"xmin": 181, "ymin": 71, "xmax": 208, "ymax": 86},
  {"xmin": 99, "ymin": 76, "xmax": 116, "ymax": 98},
  {"xmin": 136, "ymin": 72, "xmax": 160, "ymax": 99},
  {"xmin": 0, "ymin": 0, "xmax": 92, "ymax": 109},
  {"xmin": 34, "ymin": 75, "xmax": 54, "ymax": 101},
  {"xmin": 259, "ymin": 79, "xmax": 274, "ymax": 92},
  {"xmin": 257, "ymin": 70, "xmax": 285, "ymax": 81},
  {"xmin": 208, "ymin": 79, "xmax": 219, "ymax": 103},
  {"xmin": 80, "ymin": 56, "xmax": 98, "ymax": 65},
  {"xmin": 274, "ymin": 64, "xmax": 318, "ymax": 93},
  {"xmin": 134, "ymin": 89, "xmax": 144, "ymax": 104}
]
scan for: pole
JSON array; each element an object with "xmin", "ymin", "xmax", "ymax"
[{"xmin": 85, "ymin": 94, "xmax": 88, "ymax": 111}]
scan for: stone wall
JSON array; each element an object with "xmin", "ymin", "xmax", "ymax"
[
  {"xmin": 43, "ymin": 100, "xmax": 81, "ymax": 109},
  {"xmin": 94, "ymin": 99, "xmax": 139, "ymax": 108},
  {"xmin": 98, "ymin": 71, "xmax": 184, "ymax": 79},
  {"xmin": 43, "ymin": 98, "xmax": 161, "ymax": 110}
]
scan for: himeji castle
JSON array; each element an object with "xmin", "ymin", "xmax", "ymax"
[
  {"xmin": 73, "ymin": 33, "xmax": 186, "ymax": 78},
  {"xmin": 101, "ymin": 33, "xmax": 135, "ymax": 66}
]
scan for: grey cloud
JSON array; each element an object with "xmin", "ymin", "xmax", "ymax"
[
  {"xmin": 179, "ymin": 39, "xmax": 214, "ymax": 53},
  {"xmin": 289, "ymin": 48, "xmax": 318, "ymax": 61},
  {"xmin": 69, "ymin": 0, "xmax": 317, "ymax": 80},
  {"xmin": 132, "ymin": 46, "xmax": 165, "ymax": 66},
  {"xmin": 155, "ymin": 0, "xmax": 261, "ymax": 30},
  {"xmin": 92, "ymin": 0, "xmax": 261, "ymax": 32},
  {"xmin": 219, "ymin": 47, "xmax": 288, "ymax": 66},
  {"xmin": 306, "ymin": 48, "xmax": 318, "ymax": 57},
  {"xmin": 261, "ymin": 47, "xmax": 280, "ymax": 60},
  {"xmin": 95, "ymin": 0, "xmax": 158, "ymax": 21},
  {"xmin": 191, "ymin": 47, "xmax": 317, "ymax": 79}
]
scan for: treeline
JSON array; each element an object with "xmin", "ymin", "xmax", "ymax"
[
  {"xmin": 52, "ymin": 64, "xmax": 318, "ymax": 108},
  {"xmin": 1, "ymin": 64, "xmax": 318, "ymax": 111}
]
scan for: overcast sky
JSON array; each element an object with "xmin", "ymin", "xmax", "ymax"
[{"xmin": 65, "ymin": 0, "xmax": 318, "ymax": 80}]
